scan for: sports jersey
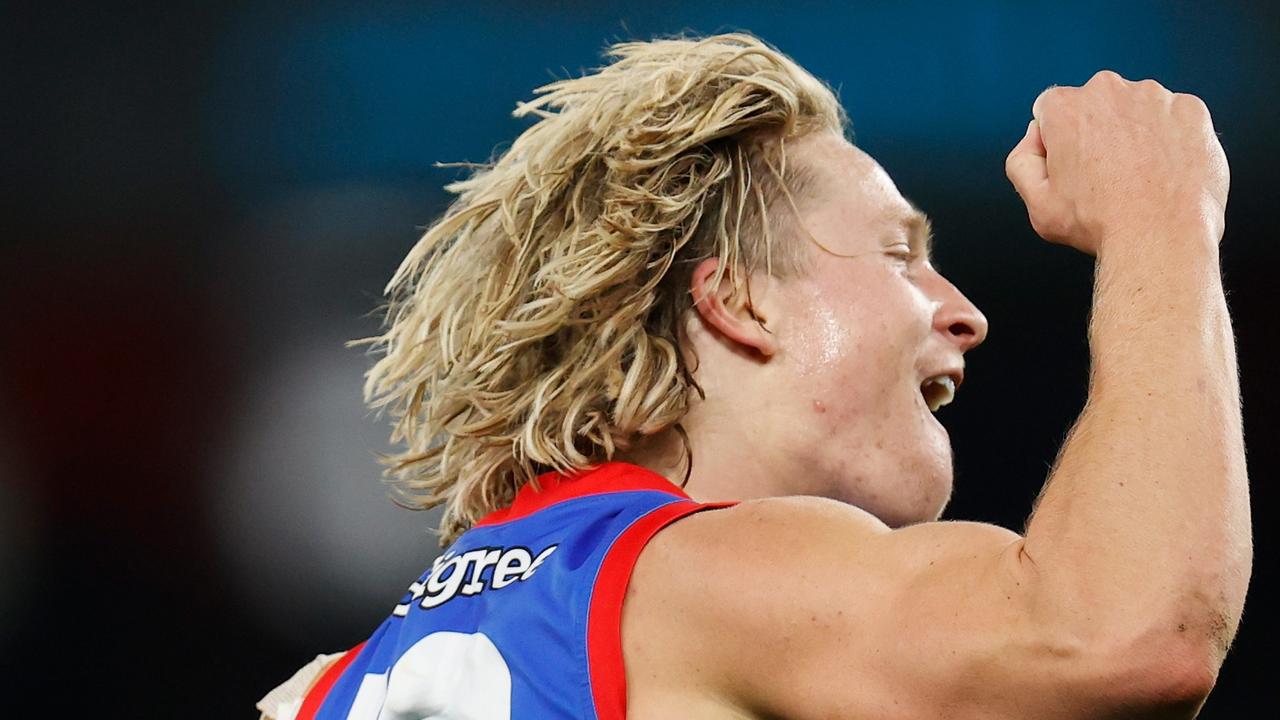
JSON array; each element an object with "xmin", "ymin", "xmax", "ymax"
[{"xmin": 270, "ymin": 461, "xmax": 733, "ymax": 720}]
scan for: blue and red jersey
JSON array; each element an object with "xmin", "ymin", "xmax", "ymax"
[{"xmin": 293, "ymin": 461, "xmax": 733, "ymax": 720}]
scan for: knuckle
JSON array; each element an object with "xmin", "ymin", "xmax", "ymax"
[
  {"xmin": 1089, "ymin": 69, "xmax": 1125, "ymax": 85},
  {"xmin": 1005, "ymin": 151, "xmax": 1026, "ymax": 177},
  {"xmin": 1136, "ymin": 78, "xmax": 1166, "ymax": 94},
  {"xmin": 1173, "ymin": 92, "xmax": 1210, "ymax": 116},
  {"xmin": 1041, "ymin": 214, "xmax": 1071, "ymax": 241},
  {"xmin": 1034, "ymin": 86, "xmax": 1068, "ymax": 113},
  {"xmin": 1029, "ymin": 213, "xmax": 1057, "ymax": 240}
]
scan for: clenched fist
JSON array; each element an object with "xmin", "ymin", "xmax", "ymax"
[{"xmin": 1005, "ymin": 70, "xmax": 1229, "ymax": 256}]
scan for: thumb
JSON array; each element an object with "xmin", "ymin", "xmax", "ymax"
[{"xmin": 1005, "ymin": 119, "xmax": 1049, "ymax": 206}]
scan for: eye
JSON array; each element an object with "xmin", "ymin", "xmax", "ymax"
[{"xmin": 887, "ymin": 245, "xmax": 917, "ymax": 265}]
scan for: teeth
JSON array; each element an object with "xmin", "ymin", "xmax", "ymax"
[{"xmin": 921, "ymin": 375, "xmax": 956, "ymax": 412}]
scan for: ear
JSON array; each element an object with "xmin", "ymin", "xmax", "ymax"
[{"xmin": 689, "ymin": 257, "xmax": 779, "ymax": 358}]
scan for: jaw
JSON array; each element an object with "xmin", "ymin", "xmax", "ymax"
[
  {"xmin": 868, "ymin": 390, "xmax": 956, "ymax": 525},
  {"xmin": 804, "ymin": 440, "xmax": 955, "ymax": 528}
]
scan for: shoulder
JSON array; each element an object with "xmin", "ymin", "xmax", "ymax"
[
  {"xmin": 629, "ymin": 493, "xmax": 899, "ymax": 602},
  {"xmin": 636, "ymin": 495, "xmax": 891, "ymax": 584},
  {"xmin": 638, "ymin": 494, "xmax": 962, "ymax": 586},
  {"xmin": 622, "ymin": 497, "xmax": 888, "ymax": 715},
  {"xmin": 636, "ymin": 493, "xmax": 1022, "ymax": 606},
  {"xmin": 678, "ymin": 493, "xmax": 892, "ymax": 543},
  {"xmin": 622, "ymin": 496, "xmax": 1027, "ymax": 719}
]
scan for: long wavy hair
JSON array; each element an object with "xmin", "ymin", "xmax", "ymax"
[{"xmin": 357, "ymin": 33, "xmax": 847, "ymax": 543}]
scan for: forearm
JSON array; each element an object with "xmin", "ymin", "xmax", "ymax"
[{"xmin": 1021, "ymin": 220, "xmax": 1250, "ymax": 663}]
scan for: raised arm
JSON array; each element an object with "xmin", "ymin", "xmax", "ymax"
[
  {"xmin": 624, "ymin": 71, "xmax": 1249, "ymax": 720},
  {"xmin": 1009, "ymin": 72, "xmax": 1249, "ymax": 679}
]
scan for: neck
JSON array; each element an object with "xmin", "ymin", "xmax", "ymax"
[{"xmin": 615, "ymin": 403, "xmax": 791, "ymax": 504}]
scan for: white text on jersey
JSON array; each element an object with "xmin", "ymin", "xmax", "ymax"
[{"xmin": 394, "ymin": 544, "xmax": 559, "ymax": 615}]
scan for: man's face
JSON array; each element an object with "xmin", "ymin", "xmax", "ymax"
[{"xmin": 760, "ymin": 133, "xmax": 988, "ymax": 526}]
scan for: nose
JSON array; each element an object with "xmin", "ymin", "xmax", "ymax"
[{"xmin": 927, "ymin": 271, "xmax": 988, "ymax": 352}]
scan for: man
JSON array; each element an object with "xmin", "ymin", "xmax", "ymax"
[{"xmin": 260, "ymin": 33, "xmax": 1249, "ymax": 719}]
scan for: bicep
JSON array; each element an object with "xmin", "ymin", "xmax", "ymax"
[
  {"xmin": 792, "ymin": 519, "xmax": 1051, "ymax": 719},
  {"xmin": 660, "ymin": 499, "xmax": 1123, "ymax": 720}
]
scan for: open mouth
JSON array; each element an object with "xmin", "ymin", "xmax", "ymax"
[{"xmin": 919, "ymin": 375, "xmax": 957, "ymax": 413}]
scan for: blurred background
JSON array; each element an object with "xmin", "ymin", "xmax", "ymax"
[{"xmin": 1, "ymin": 0, "xmax": 1274, "ymax": 715}]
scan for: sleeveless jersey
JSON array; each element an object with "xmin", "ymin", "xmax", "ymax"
[{"xmin": 291, "ymin": 461, "xmax": 733, "ymax": 720}]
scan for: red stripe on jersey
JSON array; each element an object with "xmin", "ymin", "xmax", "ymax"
[
  {"xmin": 295, "ymin": 641, "xmax": 366, "ymax": 720},
  {"xmin": 473, "ymin": 462, "xmax": 691, "ymax": 529},
  {"xmin": 586, "ymin": 499, "xmax": 736, "ymax": 720}
]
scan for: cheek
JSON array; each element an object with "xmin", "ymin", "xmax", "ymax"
[
  {"xmin": 780, "ymin": 272, "xmax": 933, "ymax": 414},
  {"xmin": 787, "ymin": 301, "xmax": 853, "ymax": 378}
]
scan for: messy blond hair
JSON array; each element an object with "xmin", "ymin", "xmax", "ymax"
[{"xmin": 358, "ymin": 33, "xmax": 847, "ymax": 543}]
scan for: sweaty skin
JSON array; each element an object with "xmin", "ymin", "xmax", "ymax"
[
  {"xmin": 620, "ymin": 71, "xmax": 1248, "ymax": 720},
  {"xmin": 624, "ymin": 133, "xmax": 985, "ymax": 527}
]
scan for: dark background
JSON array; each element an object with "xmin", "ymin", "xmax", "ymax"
[{"xmin": 1, "ymin": 1, "xmax": 1274, "ymax": 715}]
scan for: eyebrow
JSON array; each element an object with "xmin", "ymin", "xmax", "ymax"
[{"xmin": 901, "ymin": 205, "xmax": 934, "ymax": 262}]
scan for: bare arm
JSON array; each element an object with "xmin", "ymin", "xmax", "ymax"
[
  {"xmin": 1020, "ymin": 221, "xmax": 1246, "ymax": 668},
  {"xmin": 625, "ymin": 72, "xmax": 1249, "ymax": 720},
  {"xmin": 1009, "ymin": 73, "xmax": 1249, "ymax": 679}
]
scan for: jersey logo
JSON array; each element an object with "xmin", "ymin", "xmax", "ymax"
[{"xmin": 393, "ymin": 544, "xmax": 558, "ymax": 615}]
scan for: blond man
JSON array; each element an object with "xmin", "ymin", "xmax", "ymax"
[{"xmin": 260, "ymin": 33, "xmax": 1248, "ymax": 720}]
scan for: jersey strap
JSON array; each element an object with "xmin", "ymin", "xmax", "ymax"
[
  {"xmin": 473, "ymin": 461, "xmax": 694, "ymax": 529},
  {"xmin": 286, "ymin": 461, "xmax": 734, "ymax": 720},
  {"xmin": 295, "ymin": 642, "xmax": 365, "ymax": 720},
  {"xmin": 586, "ymin": 496, "xmax": 736, "ymax": 720}
]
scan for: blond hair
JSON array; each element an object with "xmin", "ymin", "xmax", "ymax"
[{"xmin": 357, "ymin": 33, "xmax": 847, "ymax": 543}]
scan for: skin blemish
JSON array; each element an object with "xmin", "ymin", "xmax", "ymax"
[{"xmin": 813, "ymin": 400, "xmax": 827, "ymax": 414}]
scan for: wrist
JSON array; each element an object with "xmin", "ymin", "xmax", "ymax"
[{"xmin": 1095, "ymin": 213, "xmax": 1223, "ymax": 265}]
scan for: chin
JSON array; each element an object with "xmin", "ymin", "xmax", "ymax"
[
  {"xmin": 924, "ymin": 490, "xmax": 952, "ymax": 522},
  {"xmin": 922, "ymin": 467, "xmax": 955, "ymax": 522},
  {"xmin": 812, "ymin": 450, "xmax": 953, "ymax": 526},
  {"xmin": 887, "ymin": 466, "xmax": 953, "ymax": 527},
  {"xmin": 849, "ymin": 482, "xmax": 949, "ymax": 528}
]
